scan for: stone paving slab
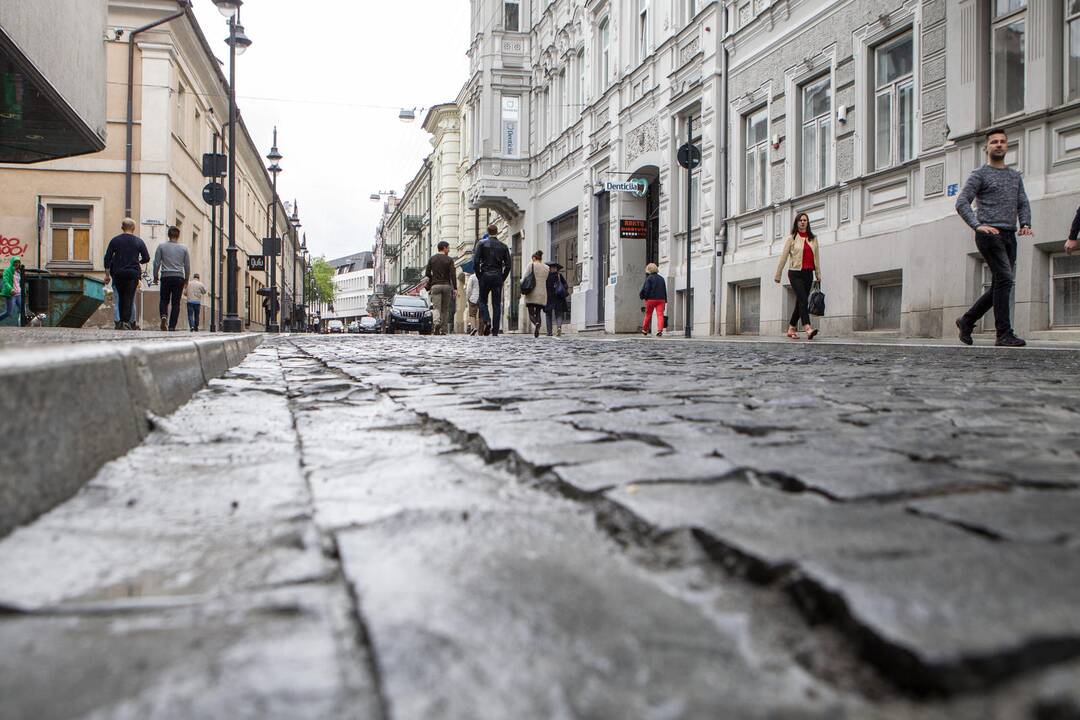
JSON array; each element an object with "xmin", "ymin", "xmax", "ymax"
[{"xmin": 909, "ymin": 489, "xmax": 1080, "ymax": 544}]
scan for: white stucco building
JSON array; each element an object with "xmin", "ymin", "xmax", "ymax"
[{"xmin": 318, "ymin": 251, "xmax": 374, "ymax": 325}]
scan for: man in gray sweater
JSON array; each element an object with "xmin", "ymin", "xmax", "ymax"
[
  {"xmin": 153, "ymin": 226, "xmax": 191, "ymax": 331},
  {"xmin": 955, "ymin": 128, "xmax": 1032, "ymax": 347}
]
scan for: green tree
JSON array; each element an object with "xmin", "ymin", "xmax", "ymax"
[{"xmin": 305, "ymin": 256, "xmax": 336, "ymax": 307}]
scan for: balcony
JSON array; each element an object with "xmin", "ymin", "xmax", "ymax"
[
  {"xmin": 404, "ymin": 215, "xmax": 425, "ymax": 234},
  {"xmin": 464, "ymin": 157, "xmax": 531, "ymax": 220}
]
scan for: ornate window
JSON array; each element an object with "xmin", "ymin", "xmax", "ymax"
[
  {"xmin": 638, "ymin": 0, "xmax": 650, "ymax": 62},
  {"xmin": 744, "ymin": 108, "xmax": 768, "ymax": 211}
]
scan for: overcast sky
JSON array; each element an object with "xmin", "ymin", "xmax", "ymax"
[{"xmin": 190, "ymin": 0, "xmax": 470, "ymax": 261}]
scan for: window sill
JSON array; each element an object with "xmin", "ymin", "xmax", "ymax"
[{"xmin": 46, "ymin": 262, "xmax": 95, "ymax": 272}]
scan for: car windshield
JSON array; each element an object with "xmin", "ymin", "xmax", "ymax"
[
  {"xmin": 360, "ymin": 317, "xmax": 376, "ymax": 325},
  {"xmin": 393, "ymin": 296, "xmax": 427, "ymax": 308}
]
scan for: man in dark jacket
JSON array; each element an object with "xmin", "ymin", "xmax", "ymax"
[
  {"xmin": 472, "ymin": 224, "xmax": 512, "ymax": 336},
  {"xmin": 1066, "ymin": 205, "xmax": 1079, "ymax": 255},
  {"xmin": 103, "ymin": 218, "xmax": 150, "ymax": 330},
  {"xmin": 424, "ymin": 241, "xmax": 457, "ymax": 335}
]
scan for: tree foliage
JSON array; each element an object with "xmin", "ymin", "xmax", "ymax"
[{"xmin": 305, "ymin": 256, "xmax": 336, "ymax": 306}]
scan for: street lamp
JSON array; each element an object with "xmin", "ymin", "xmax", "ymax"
[
  {"xmin": 265, "ymin": 127, "xmax": 282, "ymax": 333},
  {"xmin": 398, "ymin": 108, "xmax": 417, "ymax": 123},
  {"xmin": 222, "ymin": 8, "xmax": 252, "ymax": 333},
  {"xmin": 300, "ymin": 235, "xmax": 309, "ymax": 331},
  {"xmin": 289, "ymin": 199, "xmax": 301, "ymax": 333}
]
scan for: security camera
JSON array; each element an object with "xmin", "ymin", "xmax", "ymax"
[{"xmin": 114, "ymin": 28, "xmax": 124, "ymax": 40}]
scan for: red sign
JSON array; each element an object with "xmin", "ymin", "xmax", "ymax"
[
  {"xmin": 0, "ymin": 235, "xmax": 28, "ymax": 260},
  {"xmin": 620, "ymin": 219, "xmax": 648, "ymax": 239}
]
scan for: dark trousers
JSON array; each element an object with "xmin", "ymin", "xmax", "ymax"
[
  {"xmin": 114, "ymin": 272, "xmax": 139, "ymax": 327},
  {"xmin": 159, "ymin": 276, "xmax": 184, "ymax": 330},
  {"xmin": 527, "ymin": 303, "xmax": 543, "ymax": 327},
  {"xmin": 788, "ymin": 269, "xmax": 815, "ymax": 328},
  {"xmin": 962, "ymin": 230, "xmax": 1017, "ymax": 338},
  {"xmin": 478, "ymin": 274, "xmax": 504, "ymax": 334},
  {"xmin": 187, "ymin": 302, "xmax": 201, "ymax": 330}
]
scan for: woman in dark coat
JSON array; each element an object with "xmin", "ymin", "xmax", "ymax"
[{"xmin": 544, "ymin": 262, "xmax": 569, "ymax": 336}]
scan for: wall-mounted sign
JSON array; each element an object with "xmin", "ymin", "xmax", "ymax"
[
  {"xmin": 605, "ymin": 178, "xmax": 648, "ymax": 198},
  {"xmin": 947, "ymin": 183, "xmax": 959, "ymax": 197},
  {"xmin": 620, "ymin": 219, "xmax": 648, "ymax": 239},
  {"xmin": 262, "ymin": 237, "xmax": 281, "ymax": 256},
  {"xmin": 247, "ymin": 256, "xmax": 266, "ymax": 271}
]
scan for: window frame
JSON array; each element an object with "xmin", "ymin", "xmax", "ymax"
[
  {"xmin": 48, "ymin": 205, "xmax": 93, "ymax": 266},
  {"xmin": 685, "ymin": 0, "xmax": 699, "ymax": 26},
  {"xmin": 638, "ymin": 0, "xmax": 650, "ymax": 63},
  {"xmin": 174, "ymin": 82, "xmax": 187, "ymax": 145},
  {"xmin": 800, "ymin": 75, "xmax": 833, "ymax": 195},
  {"xmin": 868, "ymin": 279, "xmax": 903, "ymax": 330},
  {"xmin": 504, "ymin": 0, "xmax": 521, "ymax": 32},
  {"xmin": 1050, "ymin": 252, "xmax": 1080, "ymax": 328},
  {"xmin": 1066, "ymin": 0, "xmax": 1080, "ymax": 102},
  {"xmin": 991, "ymin": 0, "xmax": 1027, "ymax": 121},
  {"xmin": 743, "ymin": 107, "xmax": 770, "ymax": 212},
  {"xmin": 873, "ymin": 31, "xmax": 915, "ymax": 171},
  {"xmin": 599, "ymin": 17, "xmax": 611, "ymax": 88}
]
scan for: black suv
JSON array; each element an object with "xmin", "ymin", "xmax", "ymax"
[{"xmin": 384, "ymin": 295, "xmax": 433, "ymax": 334}]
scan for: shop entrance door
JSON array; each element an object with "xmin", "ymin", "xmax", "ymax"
[
  {"xmin": 596, "ymin": 193, "xmax": 610, "ymax": 323},
  {"xmin": 509, "ymin": 232, "xmax": 522, "ymax": 327}
]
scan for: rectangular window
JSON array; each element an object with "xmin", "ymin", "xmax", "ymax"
[
  {"xmin": 736, "ymin": 283, "xmax": 760, "ymax": 335},
  {"xmin": 874, "ymin": 32, "xmax": 914, "ymax": 170},
  {"xmin": 559, "ymin": 70, "xmax": 568, "ymax": 131},
  {"xmin": 992, "ymin": 1, "xmax": 1025, "ymax": 119},
  {"xmin": 870, "ymin": 282, "xmax": 902, "ymax": 329},
  {"xmin": 744, "ymin": 108, "xmax": 769, "ymax": 211},
  {"xmin": 1068, "ymin": 1, "xmax": 1080, "ymax": 101},
  {"xmin": 577, "ymin": 50, "xmax": 586, "ymax": 108},
  {"xmin": 639, "ymin": 0, "xmax": 650, "ymax": 62},
  {"xmin": 1051, "ymin": 253, "xmax": 1080, "ymax": 327},
  {"xmin": 800, "ymin": 76, "xmax": 832, "ymax": 194},
  {"xmin": 600, "ymin": 19, "xmax": 611, "ymax": 87},
  {"xmin": 49, "ymin": 206, "xmax": 92, "ymax": 264},
  {"xmin": 686, "ymin": 0, "xmax": 699, "ymax": 25},
  {"xmin": 502, "ymin": 96, "xmax": 520, "ymax": 156},
  {"xmin": 505, "ymin": 0, "xmax": 520, "ymax": 32},
  {"xmin": 175, "ymin": 84, "xmax": 186, "ymax": 143}
]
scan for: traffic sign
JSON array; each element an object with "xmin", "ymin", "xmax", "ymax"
[
  {"xmin": 677, "ymin": 143, "xmax": 702, "ymax": 170},
  {"xmin": 202, "ymin": 181, "xmax": 226, "ymax": 206}
]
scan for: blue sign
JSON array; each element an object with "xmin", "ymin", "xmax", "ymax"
[
  {"xmin": 947, "ymin": 183, "xmax": 959, "ymax": 197},
  {"xmin": 608, "ymin": 274, "xmax": 618, "ymax": 285}
]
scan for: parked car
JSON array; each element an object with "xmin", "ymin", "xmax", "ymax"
[
  {"xmin": 347, "ymin": 320, "xmax": 361, "ymax": 333},
  {"xmin": 358, "ymin": 316, "xmax": 380, "ymax": 334},
  {"xmin": 327, "ymin": 319, "xmax": 345, "ymax": 334},
  {"xmin": 383, "ymin": 295, "xmax": 433, "ymax": 335}
]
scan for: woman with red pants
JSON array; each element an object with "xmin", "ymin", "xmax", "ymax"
[
  {"xmin": 774, "ymin": 212, "xmax": 822, "ymax": 340},
  {"xmin": 639, "ymin": 263, "xmax": 667, "ymax": 336}
]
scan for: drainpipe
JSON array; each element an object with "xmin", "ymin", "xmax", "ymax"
[
  {"xmin": 714, "ymin": 14, "xmax": 730, "ymax": 336},
  {"xmin": 124, "ymin": 1, "xmax": 190, "ymax": 218}
]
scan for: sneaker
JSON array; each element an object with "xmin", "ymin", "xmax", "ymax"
[
  {"xmin": 955, "ymin": 317, "xmax": 973, "ymax": 346},
  {"xmin": 995, "ymin": 334, "xmax": 1027, "ymax": 347},
  {"xmin": 114, "ymin": 321, "xmax": 122, "ymax": 330},
  {"xmin": 656, "ymin": 331, "xmax": 664, "ymax": 337},
  {"xmin": 160, "ymin": 316, "xmax": 168, "ymax": 331}
]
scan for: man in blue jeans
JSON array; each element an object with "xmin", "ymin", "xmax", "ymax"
[
  {"xmin": 472, "ymin": 224, "xmax": 511, "ymax": 336},
  {"xmin": 955, "ymin": 128, "xmax": 1033, "ymax": 347}
]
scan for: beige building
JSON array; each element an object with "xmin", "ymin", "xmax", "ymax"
[{"xmin": 0, "ymin": 0, "xmax": 297, "ymax": 330}]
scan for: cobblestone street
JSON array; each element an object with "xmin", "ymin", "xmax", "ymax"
[{"xmin": 2, "ymin": 334, "xmax": 1079, "ymax": 719}]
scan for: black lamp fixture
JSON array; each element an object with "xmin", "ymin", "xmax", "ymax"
[{"xmin": 265, "ymin": 126, "xmax": 283, "ymax": 333}]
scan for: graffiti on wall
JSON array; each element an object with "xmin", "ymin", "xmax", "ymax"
[{"xmin": 0, "ymin": 235, "xmax": 28, "ymax": 267}]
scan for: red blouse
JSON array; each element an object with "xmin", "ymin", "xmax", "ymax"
[{"xmin": 799, "ymin": 232, "xmax": 815, "ymax": 271}]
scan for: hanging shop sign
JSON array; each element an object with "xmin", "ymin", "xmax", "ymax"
[
  {"xmin": 247, "ymin": 256, "xmax": 266, "ymax": 271},
  {"xmin": 604, "ymin": 178, "xmax": 649, "ymax": 198}
]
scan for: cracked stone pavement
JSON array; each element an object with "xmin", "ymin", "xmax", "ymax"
[{"xmin": 1, "ymin": 334, "xmax": 1078, "ymax": 719}]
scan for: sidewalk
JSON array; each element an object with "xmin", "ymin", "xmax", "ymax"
[{"xmin": 0, "ymin": 326, "xmax": 232, "ymax": 348}]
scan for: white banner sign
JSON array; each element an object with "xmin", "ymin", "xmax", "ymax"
[{"xmin": 604, "ymin": 179, "xmax": 648, "ymax": 197}]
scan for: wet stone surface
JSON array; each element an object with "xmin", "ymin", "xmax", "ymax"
[{"xmin": 1, "ymin": 334, "xmax": 1079, "ymax": 718}]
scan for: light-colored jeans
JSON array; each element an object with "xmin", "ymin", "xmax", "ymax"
[{"xmin": 429, "ymin": 284, "xmax": 453, "ymax": 334}]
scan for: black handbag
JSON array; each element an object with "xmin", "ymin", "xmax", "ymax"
[
  {"xmin": 520, "ymin": 266, "xmax": 536, "ymax": 294},
  {"xmin": 808, "ymin": 282, "xmax": 826, "ymax": 316}
]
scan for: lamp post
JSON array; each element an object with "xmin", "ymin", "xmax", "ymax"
[
  {"xmin": 289, "ymin": 200, "xmax": 301, "ymax": 332},
  {"xmin": 265, "ymin": 127, "xmax": 282, "ymax": 332},
  {"xmin": 216, "ymin": 0, "xmax": 251, "ymax": 333},
  {"xmin": 300, "ymin": 235, "xmax": 308, "ymax": 331}
]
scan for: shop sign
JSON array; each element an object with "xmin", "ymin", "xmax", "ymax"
[
  {"xmin": 247, "ymin": 256, "xmax": 266, "ymax": 271},
  {"xmin": 604, "ymin": 178, "xmax": 648, "ymax": 198},
  {"xmin": 620, "ymin": 219, "xmax": 648, "ymax": 239}
]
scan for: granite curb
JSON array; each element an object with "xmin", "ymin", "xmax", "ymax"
[{"xmin": 0, "ymin": 334, "xmax": 263, "ymax": 538}]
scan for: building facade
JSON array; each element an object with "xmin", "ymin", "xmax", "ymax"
[
  {"xmin": 0, "ymin": 1, "xmax": 298, "ymax": 331},
  {"xmin": 719, "ymin": 0, "xmax": 1080, "ymax": 339},
  {"xmin": 317, "ymin": 251, "xmax": 374, "ymax": 325}
]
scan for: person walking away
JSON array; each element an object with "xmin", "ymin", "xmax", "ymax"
[
  {"xmin": 153, "ymin": 226, "xmax": 190, "ymax": 331},
  {"xmin": 473, "ymin": 224, "xmax": 512, "ymax": 336},
  {"xmin": 955, "ymin": 128, "xmax": 1032, "ymax": 347},
  {"xmin": 424, "ymin": 241, "xmax": 457, "ymax": 335},
  {"xmin": 522, "ymin": 250, "xmax": 550, "ymax": 338},
  {"xmin": 1063, "ymin": 204, "xmax": 1080, "ymax": 255},
  {"xmin": 774, "ymin": 212, "xmax": 821, "ymax": 340},
  {"xmin": 104, "ymin": 218, "xmax": 150, "ymax": 330},
  {"xmin": 545, "ymin": 262, "xmax": 568, "ymax": 336},
  {"xmin": 185, "ymin": 273, "xmax": 207, "ymax": 331},
  {"xmin": 639, "ymin": 263, "xmax": 667, "ymax": 336},
  {"xmin": 465, "ymin": 271, "xmax": 480, "ymax": 335},
  {"xmin": 112, "ymin": 275, "xmax": 140, "ymax": 329},
  {"xmin": 0, "ymin": 256, "xmax": 22, "ymax": 324}
]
